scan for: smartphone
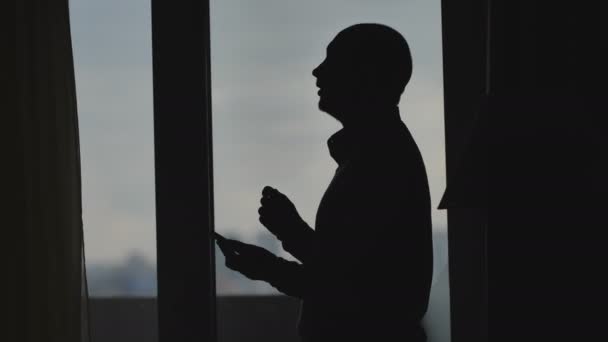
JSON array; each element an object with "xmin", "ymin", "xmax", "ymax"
[{"xmin": 212, "ymin": 231, "xmax": 226, "ymax": 241}]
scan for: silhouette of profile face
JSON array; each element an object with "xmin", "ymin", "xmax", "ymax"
[{"xmin": 313, "ymin": 24, "xmax": 412, "ymax": 123}]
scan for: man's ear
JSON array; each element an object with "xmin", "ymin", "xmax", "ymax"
[{"xmin": 359, "ymin": 66, "xmax": 383, "ymax": 91}]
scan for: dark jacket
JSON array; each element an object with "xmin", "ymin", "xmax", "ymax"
[{"xmin": 268, "ymin": 112, "xmax": 433, "ymax": 341}]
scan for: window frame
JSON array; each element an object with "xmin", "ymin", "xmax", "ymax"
[
  {"xmin": 151, "ymin": 0, "xmax": 216, "ymax": 341},
  {"xmin": 440, "ymin": 0, "xmax": 489, "ymax": 341}
]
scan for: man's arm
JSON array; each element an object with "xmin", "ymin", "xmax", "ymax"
[
  {"xmin": 258, "ymin": 186, "xmax": 315, "ymax": 263},
  {"xmin": 266, "ymin": 257, "xmax": 307, "ymax": 298},
  {"xmin": 278, "ymin": 221, "xmax": 315, "ymax": 264},
  {"xmin": 216, "ymin": 237, "xmax": 307, "ymax": 298}
]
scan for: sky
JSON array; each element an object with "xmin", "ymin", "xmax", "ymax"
[{"xmin": 69, "ymin": 0, "xmax": 447, "ymax": 270}]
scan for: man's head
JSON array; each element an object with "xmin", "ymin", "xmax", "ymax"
[{"xmin": 313, "ymin": 24, "xmax": 412, "ymax": 123}]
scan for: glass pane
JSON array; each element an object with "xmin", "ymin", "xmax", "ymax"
[
  {"xmin": 211, "ymin": 1, "xmax": 449, "ymax": 341},
  {"xmin": 70, "ymin": 0, "xmax": 157, "ymax": 298}
]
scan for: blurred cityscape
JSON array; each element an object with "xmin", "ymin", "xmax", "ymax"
[{"xmin": 86, "ymin": 229, "xmax": 448, "ymax": 297}]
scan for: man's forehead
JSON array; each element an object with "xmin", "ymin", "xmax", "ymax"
[
  {"xmin": 326, "ymin": 38, "xmax": 353, "ymax": 57},
  {"xmin": 326, "ymin": 41, "xmax": 335, "ymax": 54}
]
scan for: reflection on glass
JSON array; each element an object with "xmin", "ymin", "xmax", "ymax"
[{"xmin": 70, "ymin": 0, "xmax": 157, "ymax": 297}]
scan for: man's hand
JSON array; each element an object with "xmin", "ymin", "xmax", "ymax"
[
  {"xmin": 215, "ymin": 236, "xmax": 278, "ymax": 281},
  {"xmin": 258, "ymin": 186, "xmax": 307, "ymax": 241}
]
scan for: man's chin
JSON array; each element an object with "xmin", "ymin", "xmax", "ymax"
[
  {"xmin": 318, "ymin": 101, "xmax": 341, "ymax": 121},
  {"xmin": 318, "ymin": 99, "xmax": 334, "ymax": 114},
  {"xmin": 318, "ymin": 100, "xmax": 327, "ymax": 112}
]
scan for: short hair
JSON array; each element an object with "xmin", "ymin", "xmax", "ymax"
[{"xmin": 333, "ymin": 24, "xmax": 413, "ymax": 104}]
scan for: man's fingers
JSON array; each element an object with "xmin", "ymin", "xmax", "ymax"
[
  {"xmin": 260, "ymin": 196, "xmax": 273, "ymax": 206},
  {"xmin": 258, "ymin": 205, "xmax": 278, "ymax": 218},
  {"xmin": 259, "ymin": 214, "xmax": 280, "ymax": 230},
  {"xmin": 223, "ymin": 238, "xmax": 246, "ymax": 248},
  {"xmin": 222, "ymin": 238, "xmax": 258, "ymax": 255},
  {"xmin": 235, "ymin": 242, "xmax": 258, "ymax": 254},
  {"xmin": 262, "ymin": 186, "xmax": 275, "ymax": 198},
  {"xmin": 216, "ymin": 238, "xmax": 227, "ymax": 250},
  {"xmin": 263, "ymin": 186, "xmax": 288, "ymax": 200},
  {"xmin": 216, "ymin": 239, "xmax": 237, "ymax": 257},
  {"xmin": 225, "ymin": 256, "xmax": 241, "ymax": 271},
  {"xmin": 223, "ymin": 245, "xmax": 248, "ymax": 271},
  {"xmin": 259, "ymin": 215, "xmax": 268, "ymax": 226},
  {"xmin": 219, "ymin": 238, "xmax": 252, "ymax": 257}
]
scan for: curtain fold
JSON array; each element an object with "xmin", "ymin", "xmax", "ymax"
[{"xmin": 10, "ymin": 0, "xmax": 88, "ymax": 341}]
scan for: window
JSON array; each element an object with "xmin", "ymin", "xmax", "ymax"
[
  {"xmin": 77, "ymin": 0, "xmax": 465, "ymax": 340},
  {"xmin": 71, "ymin": 0, "xmax": 158, "ymax": 340},
  {"xmin": 71, "ymin": 0, "xmax": 156, "ymax": 299}
]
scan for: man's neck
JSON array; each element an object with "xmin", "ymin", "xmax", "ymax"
[{"xmin": 338, "ymin": 105, "xmax": 401, "ymax": 131}]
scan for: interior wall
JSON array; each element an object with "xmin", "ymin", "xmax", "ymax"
[{"xmin": 90, "ymin": 293, "xmax": 451, "ymax": 342}]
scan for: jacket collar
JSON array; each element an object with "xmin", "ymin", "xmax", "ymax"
[{"xmin": 327, "ymin": 108, "xmax": 404, "ymax": 166}]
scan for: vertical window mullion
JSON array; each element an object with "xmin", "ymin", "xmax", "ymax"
[{"xmin": 151, "ymin": 0, "xmax": 216, "ymax": 341}]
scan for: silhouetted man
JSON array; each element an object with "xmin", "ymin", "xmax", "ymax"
[{"xmin": 216, "ymin": 23, "xmax": 433, "ymax": 342}]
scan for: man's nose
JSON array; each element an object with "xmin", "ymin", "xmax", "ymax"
[{"xmin": 312, "ymin": 64, "xmax": 321, "ymax": 78}]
